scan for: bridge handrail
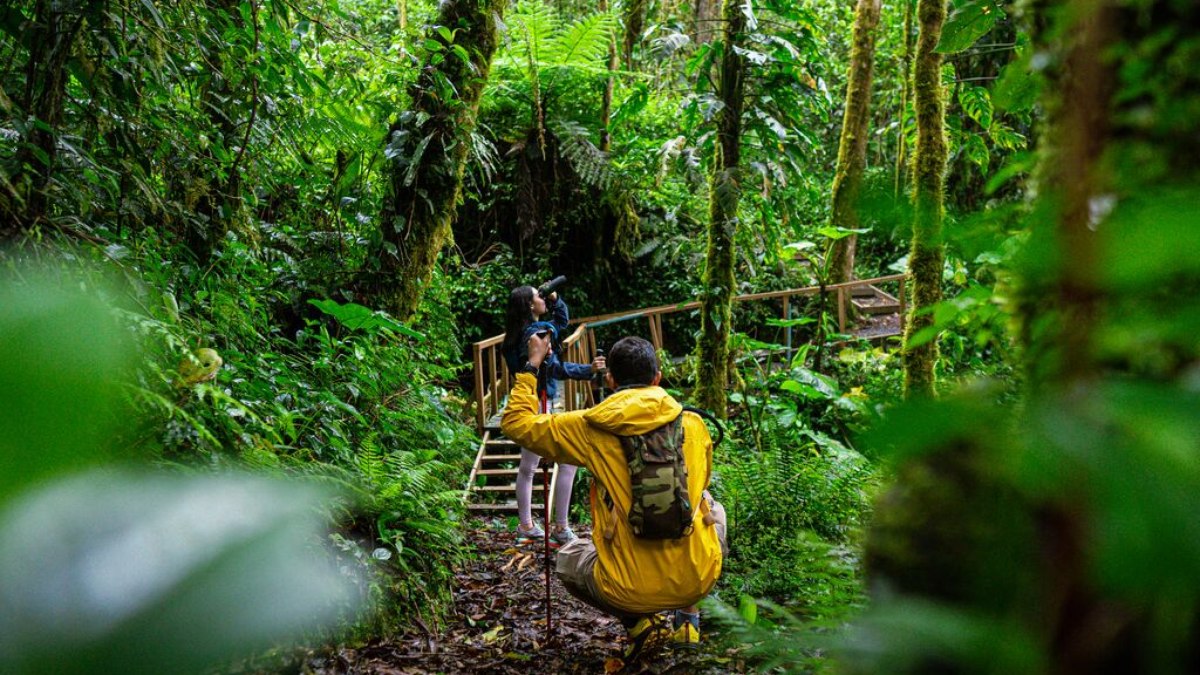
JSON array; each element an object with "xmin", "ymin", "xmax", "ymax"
[{"xmin": 471, "ymin": 273, "xmax": 907, "ymax": 432}]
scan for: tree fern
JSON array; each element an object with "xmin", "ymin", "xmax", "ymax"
[{"xmin": 552, "ymin": 119, "xmax": 610, "ymax": 189}]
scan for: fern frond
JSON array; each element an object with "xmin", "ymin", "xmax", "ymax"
[
  {"xmin": 505, "ymin": 0, "xmax": 558, "ymax": 68},
  {"xmin": 552, "ymin": 119, "xmax": 610, "ymax": 189},
  {"xmin": 546, "ymin": 11, "xmax": 617, "ymax": 67}
]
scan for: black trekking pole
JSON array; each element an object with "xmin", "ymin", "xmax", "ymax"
[
  {"xmin": 594, "ymin": 347, "xmax": 607, "ymax": 403},
  {"xmin": 542, "ymin": 462, "xmax": 553, "ymax": 643}
]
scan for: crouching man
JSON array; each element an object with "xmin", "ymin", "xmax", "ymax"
[{"xmin": 502, "ymin": 335, "xmax": 727, "ymax": 659}]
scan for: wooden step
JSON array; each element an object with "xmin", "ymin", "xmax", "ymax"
[
  {"xmin": 486, "ymin": 439, "xmax": 520, "ymax": 450},
  {"xmin": 480, "ymin": 454, "xmax": 523, "ymax": 462},
  {"xmin": 467, "ymin": 502, "xmax": 542, "ymax": 511},
  {"xmin": 472, "ymin": 483, "xmax": 546, "ymax": 492},
  {"xmin": 475, "ymin": 468, "xmax": 519, "ymax": 476}
]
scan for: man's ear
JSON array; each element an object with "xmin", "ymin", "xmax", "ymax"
[
  {"xmin": 605, "ymin": 372, "xmax": 617, "ymax": 389},
  {"xmin": 651, "ymin": 372, "xmax": 662, "ymax": 386}
]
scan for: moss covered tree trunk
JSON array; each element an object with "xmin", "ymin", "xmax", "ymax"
[
  {"xmin": 1018, "ymin": 0, "xmax": 1115, "ymax": 387},
  {"xmin": 900, "ymin": 0, "xmax": 948, "ymax": 398},
  {"xmin": 893, "ymin": 0, "xmax": 915, "ymax": 199},
  {"xmin": 0, "ymin": 1, "xmax": 92, "ymax": 237},
  {"xmin": 695, "ymin": 0, "xmax": 746, "ymax": 416},
  {"xmin": 828, "ymin": 0, "xmax": 882, "ymax": 286},
  {"xmin": 374, "ymin": 0, "xmax": 506, "ymax": 321}
]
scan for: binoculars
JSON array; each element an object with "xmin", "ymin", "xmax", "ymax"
[{"xmin": 538, "ymin": 275, "xmax": 567, "ymax": 299}]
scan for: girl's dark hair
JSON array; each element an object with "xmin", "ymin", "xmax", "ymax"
[{"xmin": 502, "ymin": 285, "xmax": 537, "ymax": 353}]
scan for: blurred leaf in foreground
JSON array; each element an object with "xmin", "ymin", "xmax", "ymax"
[
  {"xmin": 0, "ymin": 471, "xmax": 362, "ymax": 675},
  {"xmin": 0, "ymin": 273, "xmax": 134, "ymax": 500}
]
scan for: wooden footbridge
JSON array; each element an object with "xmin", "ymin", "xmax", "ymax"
[{"xmin": 465, "ymin": 274, "xmax": 907, "ymax": 516}]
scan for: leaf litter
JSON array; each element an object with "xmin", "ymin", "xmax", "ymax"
[{"xmin": 305, "ymin": 519, "xmax": 748, "ymax": 674}]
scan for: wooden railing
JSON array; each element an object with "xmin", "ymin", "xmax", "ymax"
[{"xmin": 471, "ymin": 274, "xmax": 906, "ymax": 433}]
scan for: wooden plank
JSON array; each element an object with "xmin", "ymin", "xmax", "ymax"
[
  {"xmin": 480, "ymin": 454, "xmax": 523, "ymax": 462},
  {"xmin": 467, "ymin": 502, "xmax": 543, "ymax": 511},
  {"xmin": 473, "ymin": 483, "xmax": 547, "ymax": 492},
  {"xmin": 474, "ymin": 344, "xmax": 485, "ymax": 433},
  {"xmin": 837, "ymin": 287, "xmax": 847, "ymax": 333},
  {"xmin": 476, "ymin": 468, "xmax": 520, "ymax": 476}
]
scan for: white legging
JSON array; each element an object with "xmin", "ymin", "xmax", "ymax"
[
  {"xmin": 516, "ymin": 396, "xmax": 577, "ymax": 527},
  {"xmin": 517, "ymin": 449, "xmax": 578, "ymax": 528}
]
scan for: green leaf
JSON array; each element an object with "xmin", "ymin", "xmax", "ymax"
[
  {"xmin": 0, "ymin": 275, "xmax": 134, "ymax": 502},
  {"xmin": 935, "ymin": 0, "xmax": 1005, "ymax": 54},
  {"xmin": 308, "ymin": 299, "xmax": 425, "ymax": 339},
  {"xmin": 957, "ymin": 84, "xmax": 993, "ymax": 129},
  {"xmin": 738, "ymin": 594, "xmax": 759, "ymax": 625}
]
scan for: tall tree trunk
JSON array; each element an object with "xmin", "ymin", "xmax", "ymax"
[
  {"xmin": 893, "ymin": 0, "xmax": 915, "ymax": 199},
  {"xmin": 900, "ymin": 0, "xmax": 948, "ymax": 398},
  {"xmin": 693, "ymin": 0, "xmax": 718, "ymax": 45},
  {"xmin": 695, "ymin": 0, "xmax": 746, "ymax": 416},
  {"xmin": 622, "ymin": 0, "xmax": 647, "ymax": 70},
  {"xmin": 374, "ymin": 0, "xmax": 506, "ymax": 321},
  {"xmin": 827, "ymin": 0, "xmax": 882, "ymax": 286},
  {"xmin": 600, "ymin": 0, "xmax": 617, "ymax": 153},
  {"xmin": 1, "ymin": 1, "xmax": 92, "ymax": 237},
  {"xmin": 1019, "ymin": 0, "xmax": 1115, "ymax": 387}
]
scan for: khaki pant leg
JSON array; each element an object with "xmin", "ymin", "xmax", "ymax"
[{"xmin": 555, "ymin": 537, "xmax": 645, "ymax": 622}]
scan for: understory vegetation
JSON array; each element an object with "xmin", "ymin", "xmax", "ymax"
[{"xmin": 4, "ymin": 0, "xmax": 1200, "ymax": 673}]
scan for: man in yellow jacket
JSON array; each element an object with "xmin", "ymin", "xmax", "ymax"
[{"xmin": 502, "ymin": 335, "xmax": 726, "ymax": 659}]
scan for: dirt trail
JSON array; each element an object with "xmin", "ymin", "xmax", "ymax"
[{"xmin": 309, "ymin": 520, "xmax": 747, "ymax": 674}]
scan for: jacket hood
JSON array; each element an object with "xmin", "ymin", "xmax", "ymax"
[{"xmin": 583, "ymin": 386, "xmax": 683, "ymax": 436}]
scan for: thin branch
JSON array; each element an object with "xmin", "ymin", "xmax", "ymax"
[{"xmin": 228, "ymin": 0, "xmax": 260, "ymax": 183}]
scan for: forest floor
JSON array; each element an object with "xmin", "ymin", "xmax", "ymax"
[{"xmin": 307, "ymin": 519, "xmax": 751, "ymax": 674}]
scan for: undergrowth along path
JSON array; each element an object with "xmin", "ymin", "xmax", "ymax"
[{"xmin": 309, "ymin": 520, "xmax": 748, "ymax": 674}]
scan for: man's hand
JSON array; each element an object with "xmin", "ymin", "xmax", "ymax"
[
  {"xmin": 591, "ymin": 355, "xmax": 606, "ymax": 374},
  {"xmin": 527, "ymin": 332, "xmax": 552, "ymax": 368}
]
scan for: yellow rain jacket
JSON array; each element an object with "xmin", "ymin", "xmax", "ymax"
[{"xmin": 502, "ymin": 373, "xmax": 723, "ymax": 613}]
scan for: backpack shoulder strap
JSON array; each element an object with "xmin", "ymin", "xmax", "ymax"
[{"xmin": 681, "ymin": 406, "xmax": 724, "ymax": 447}]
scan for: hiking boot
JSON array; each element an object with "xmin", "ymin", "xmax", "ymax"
[
  {"xmin": 550, "ymin": 525, "xmax": 577, "ymax": 546},
  {"xmin": 622, "ymin": 615, "xmax": 672, "ymax": 661},
  {"xmin": 669, "ymin": 610, "xmax": 701, "ymax": 649},
  {"xmin": 516, "ymin": 522, "xmax": 545, "ymax": 544}
]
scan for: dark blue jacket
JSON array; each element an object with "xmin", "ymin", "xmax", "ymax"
[{"xmin": 502, "ymin": 297, "xmax": 592, "ymax": 401}]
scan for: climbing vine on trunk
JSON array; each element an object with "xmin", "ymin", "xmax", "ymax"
[{"xmin": 374, "ymin": 0, "xmax": 507, "ymax": 321}]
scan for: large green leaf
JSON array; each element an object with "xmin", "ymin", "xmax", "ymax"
[
  {"xmin": 935, "ymin": 0, "xmax": 1005, "ymax": 54},
  {"xmin": 309, "ymin": 299, "xmax": 425, "ymax": 339},
  {"xmin": 0, "ymin": 275, "xmax": 134, "ymax": 502}
]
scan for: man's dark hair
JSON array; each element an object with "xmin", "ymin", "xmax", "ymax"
[{"xmin": 608, "ymin": 336, "xmax": 659, "ymax": 386}]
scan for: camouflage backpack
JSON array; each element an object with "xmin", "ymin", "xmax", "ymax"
[{"xmin": 618, "ymin": 413, "xmax": 693, "ymax": 539}]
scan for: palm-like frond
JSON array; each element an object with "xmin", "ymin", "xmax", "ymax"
[
  {"xmin": 552, "ymin": 119, "xmax": 610, "ymax": 189},
  {"xmin": 545, "ymin": 11, "xmax": 617, "ymax": 68}
]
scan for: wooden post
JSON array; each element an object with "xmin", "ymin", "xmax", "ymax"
[
  {"xmin": 898, "ymin": 277, "xmax": 907, "ymax": 336},
  {"xmin": 488, "ymin": 346, "xmax": 498, "ymax": 421},
  {"xmin": 474, "ymin": 343, "xmax": 485, "ymax": 432},
  {"xmin": 782, "ymin": 295, "xmax": 792, "ymax": 364},
  {"xmin": 837, "ymin": 287, "xmax": 847, "ymax": 333}
]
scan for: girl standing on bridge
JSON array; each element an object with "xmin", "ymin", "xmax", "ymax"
[{"xmin": 502, "ymin": 284, "xmax": 604, "ymax": 546}]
